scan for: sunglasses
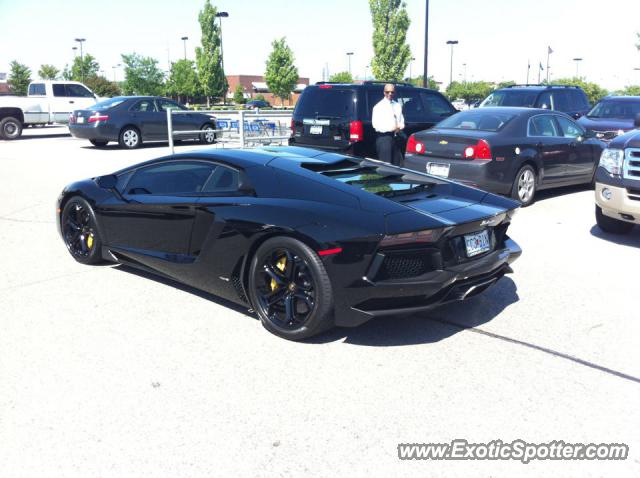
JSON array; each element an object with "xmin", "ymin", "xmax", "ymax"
[{"xmin": 384, "ymin": 90, "xmax": 395, "ymax": 94}]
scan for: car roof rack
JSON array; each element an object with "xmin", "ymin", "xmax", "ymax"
[
  {"xmin": 362, "ymin": 80, "xmax": 415, "ymax": 87},
  {"xmin": 505, "ymin": 84, "xmax": 581, "ymax": 89}
]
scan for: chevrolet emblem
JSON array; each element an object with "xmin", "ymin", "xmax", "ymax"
[{"xmin": 439, "ymin": 140, "xmax": 448, "ymax": 145}]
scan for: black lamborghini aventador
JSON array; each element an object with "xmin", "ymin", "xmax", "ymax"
[{"xmin": 56, "ymin": 146, "xmax": 522, "ymax": 340}]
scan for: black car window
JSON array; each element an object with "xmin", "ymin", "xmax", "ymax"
[
  {"xmin": 66, "ymin": 84, "xmax": 94, "ymax": 98},
  {"xmin": 528, "ymin": 115, "xmax": 560, "ymax": 137},
  {"xmin": 295, "ymin": 87, "xmax": 356, "ymax": 119},
  {"xmin": 52, "ymin": 84, "xmax": 66, "ymax": 97},
  {"xmin": 29, "ymin": 83, "xmax": 46, "ymax": 96},
  {"xmin": 571, "ymin": 90, "xmax": 589, "ymax": 110},
  {"xmin": 535, "ymin": 91, "xmax": 552, "ymax": 109},
  {"xmin": 125, "ymin": 162, "xmax": 215, "ymax": 195},
  {"xmin": 555, "ymin": 116, "xmax": 584, "ymax": 138},
  {"xmin": 552, "ymin": 91, "xmax": 570, "ymax": 111},
  {"xmin": 201, "ymin": 165, "xmax": 240, "ymax": 193},
  {"xmin": 157, "ymin": 99, "xmax": 188, "ymax": 111},
  {"xmin": 587, "ymin": 100, "xmax": 640, "ymax": 119},
  {"xmin": 92, "ymin": 97, "xmax": 127, "ymax": 111},
  {"xmin": 395, "ymin": 88, "xmax": 425, "ymax": 122},
  {"xmin": 130, "ymin": 99, "xmax": 157, "ymax": 112},
  {"xmin": 437, "ymin": 110, "xmax": 516, "ymax": 131},
  {"xmin": 419, "ymin": 92, "xmax": 456, "ymax": 122},
  {"xmin": 481, "ymin": 90, "xmax": 538, "ymax": 107}
]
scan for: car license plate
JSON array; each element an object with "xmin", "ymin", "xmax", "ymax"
[
  {"xmin": 77, "ymin": 116, "xmax": 84, "ymax": 124},
  {"xmin": 426, "ymin": 162, "xmax": 449, "ymax": 178},
  {"xmin": 310, "ymin": 125, "xmax": 323, "ymax": 135},
  {"xmin": 464, "ymin": 230, "xmax": 491, "ymax": 257}
]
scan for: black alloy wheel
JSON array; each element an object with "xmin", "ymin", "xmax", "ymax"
[
  {"xmin": 248, "ymin": 237, "xmax": 333, "ymax": 340},
  {"xmin": 61, "ymin": 197, "xmax": 103, "ymax": 264}
]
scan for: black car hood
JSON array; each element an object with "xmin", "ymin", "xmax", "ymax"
[{"xmin": 608, "ymin": 130, "xmax": 640, "ymax": 149}]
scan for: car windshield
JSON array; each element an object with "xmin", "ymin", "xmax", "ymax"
[
  {"xmin": 294, "ymin": 87, "xmax": 356, "ymax": 119},
  {"xmin": 587, "ymin": 100, "xmax": 640, "ymax": 119},
  {"xmin": 436, "ymin": 110, "xmax": 516, "ymax": 131},
  {"xmin": 481, "ymin": 90, "xmax": 538, "ymax": 107},
  {"xmin": 91, "ymin": 97, "xmax": 127, "ymax": 111}
]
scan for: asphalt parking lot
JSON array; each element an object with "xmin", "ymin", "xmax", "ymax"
[{"xmin": 1, "ymin": 126, "xmax": 639, "ymax": 477}]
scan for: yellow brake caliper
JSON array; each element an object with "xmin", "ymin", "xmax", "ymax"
[
  {"xmin": 87, "ymin": 233, "xmax": 94, "ymax": 249},
  {"xmin": 271, "ymin": 256, "xmax": 287, "ymax": 291}
]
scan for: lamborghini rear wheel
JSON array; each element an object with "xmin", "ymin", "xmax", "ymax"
[
  {"xmin": 61, "ymin": 197, "xmax": 103, "ymax": 264},
  {"xmin": 248, "ymin": 237, "xmax": 334, "ymax": 340}
]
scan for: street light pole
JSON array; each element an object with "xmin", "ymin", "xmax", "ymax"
[
  {"xmin": 446, "ymin": 40, "xmax": 458, "ymax": 87},
  {"xmin": 423, "ymin": 0, "xmax": 429, "ymax": 88},
  {"xmin": 215, "ymin": 12, "xmax": 229, "ymax": 105},
  {"xmin": 573, "ymin": 57, "xmax": 583, "ymax": 78},
  {"xmin": 463, "ymin": 63, "xmax": 467, "ymax": 83},
  {"xmin": 112, "ymin": 64, "xmax": 121, "ymax": 82},
  {"xmin": 181, "ymin": 36, "xmax": 188, "ymax": 60},
  {"xmin": 346, "ymin": 52, "xmax": 354, "ymax": 76},
  {"xmin": 74, "ymin": 38, "xmax": 86, "ymax": 83},
  {"xmin": 409, "ymin": 57, "xmax": 415, "ymax": 81}
]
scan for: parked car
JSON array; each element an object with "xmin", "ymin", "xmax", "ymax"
[
  {"xmin": 480, "ymin": 84, "xmax": 591, "ymax": 119},
  {"xmin": 594, "ymin": 115, "xmax": 640, "ymax": 234},
  {"xmin": 56, "ymin": 146, "xmax": 521, "ymax": 340},
  {"xmin": 68, "ymin": 96, "xmax": 217, "ymax": 149},
  {"xmin": 578, "ymin": 96, "xmax": 640, "ymax": 141},
  {"xmin": 0, "ymin": 80, "xmax": 100, "ymax": 140},
  {"xmin": 403, "ymin": 107, "xmax": 605, "ymax": 206},
  {"xmin": 289, "ymin": 81, "xmax": 457, "ymax": 159},
  {"xmin": 452, "ymin": 98, "xmax": 467, "ymax": 111},
  {"xmin": 245, "ymin": 99, "xmax": 271, "ymax": 109}
]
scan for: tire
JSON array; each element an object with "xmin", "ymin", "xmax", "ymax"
[
  {"xmin": 248, "ymin": 236, "xmax": 334, "ymax": 340},
  {"xmin": 511, "ymin": 164, "xmax": 537, "ymax": 207},
  {"xmin": 118, "ymin": 126, "xmax": 141, "ymax": 149},
  {"xmin": 199, "ymin": 123, "xmax": 216, "ymax": 144},
  {"xmin": 90, "ymin": 139, "xmax": 108, "ymax": 147},
  {"xmin": 60, "ymin": 197, "xmax": 104, "ymax": 264},
  {"xmin": 595, "ymin": 205, "xmax": 634, "ymax": 235},
  {"xmin": 0, "ymin": 116, "xmax": 23, "ymax": 140}
]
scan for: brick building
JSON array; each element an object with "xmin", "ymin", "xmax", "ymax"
[{"xmin": 226, "ymin": 74, "xmax": 309, "ymax": 106}]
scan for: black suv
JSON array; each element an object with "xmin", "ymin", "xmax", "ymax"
[
  {"xmin": 480, "ymin": 84, "xmax": 591, "ymax": 119},
  {"xmin": 289, "ymin": 81, "xmax": 457, "ymax": 158}
]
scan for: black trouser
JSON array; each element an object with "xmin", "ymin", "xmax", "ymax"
[{"xmin": 375, "ymin": 132, "xmax": 403, "ymax": 166}]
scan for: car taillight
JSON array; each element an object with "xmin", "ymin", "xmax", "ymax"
[
  {"xmin": 88, "ymin": 114, "xmax": 109, "ymax": 123},
  {"xmin": 463, "ymin": 139, "xmax": 492, "ymax": 160},
  {"xmin": 290, "ymin": 118, "xmax": 295, "ymax": 136},
  {"xmin": 349, "ymin": 120, "xmax": 363, "ymax": 141},
  {"xmin": 379, "ymin": 228, "xmax": 447, "ymax": 247},
  {"xmin": 319, "ymin": 84, "xmax": 333, "ymax": 89},
  {"xmin": 406, "ymin": 134, "xmax": 425, "ymax": 154}
]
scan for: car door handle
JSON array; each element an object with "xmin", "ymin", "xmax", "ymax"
[{"xmin": 69, "ymin": 100, "xmax": 75, "ymax": 104}]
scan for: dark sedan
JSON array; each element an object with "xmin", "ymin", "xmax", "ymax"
[
  {"xmin": 69, "ymin": 96, "xmax": 217, "ymax": 149},
  {"xmin": 577, "ymin": 96, "xmax": 640, "ymax": 141},
  {"xmin": 57, "ymin": 146, "xmax": 521, "ymax": 340},
  {"xmin": 245, "ymin": 99, "xmax": 271, "ymax": 109},
  {"xmin": 404, "ymin": 107, "xmax": 605, "ymax": 206}
]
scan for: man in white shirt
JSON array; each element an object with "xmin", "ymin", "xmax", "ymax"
[{"xmin": 371, "ymin": 83, "xmax": 405, "ymax": 166}]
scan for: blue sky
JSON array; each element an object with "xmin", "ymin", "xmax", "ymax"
[{"xmin": 0, "ymin": 0, "xmax": 638, "ymax": 90}]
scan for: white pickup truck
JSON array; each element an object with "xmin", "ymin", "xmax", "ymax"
[{"xmin": 0, "ymin": 80, "xmax": 101, "ymax": 140}]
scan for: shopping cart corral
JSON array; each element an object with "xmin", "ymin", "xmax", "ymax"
[{"xmin": 166, "ymin": 108, "xmax": 292, "ymax": 153}]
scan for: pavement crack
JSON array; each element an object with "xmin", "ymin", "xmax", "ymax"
[
  {"xmin": 0, "ymin": 216, "xmax": 53, "ymax": 224},
  {"xmin": 428, "ymin": 317, "xmax": 640, "ymax": 385}
]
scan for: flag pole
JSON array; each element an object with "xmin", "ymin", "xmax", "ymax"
[
  {"xmin": 546, "ymin": 48, "xmax": 550, "ymax": 83},
  {"xmin": 526, "ymin": 60, "xmax": 530, "ymax": 84}
]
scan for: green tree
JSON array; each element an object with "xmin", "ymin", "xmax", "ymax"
[
  {"xmin": 446, "ymin": 81, "xmax": 494, "ymax": 105},
  {"xmin": 550, "ymin": 77, "xmax": 608, "ymax": 104},
  {"xmin": 616, "ymin": 85, "xmax": 640, "ymax": 96},
  {"xmin": 7, "ymin": 61, "xmax": 31, "ymax": 95},
  {"xmin": 496, "ymin": 80, "xmax": 516, "ymax": 89},
  {"xmin": 38, "ymin": 64, "xmax": 59, "ymax": 80},
  {"xmin": 84, "ymin": 75, "xmax": 121, "ymax": 97},
  {"xmin": 410, "ymin": 75, "xmax": 439, "ymax": 90},
  {"xmin": 70, "ymin": 54, "xmax": 100, "ymax": 82},
  {"xmin": 166, "ymin": 59, "xmax": 199, "ymax": 103},
  {"xmin": 121, "ymin": 53, "xmax": 165, "ymax": 96},
  {"xmin": 254, "ymin": 93, "xmax": 267, "ymax": 102},
  {"xmin": 265, "ymin": 37, "xmax": 299, "ymax": 106},
  {"xmin": 195, "ymin": 0, "xmax": 226, "ymax": 106},
  {"xmin": 233, "ymin": 84, "xmax": 246, "ymax": 104},
  {"xmin": 369, "ymin": 0, "xmax": 411, "ymax": 81},
  {"xmin": 328, "ymin": 71, "xmax": 353, "ymax": 83}
]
